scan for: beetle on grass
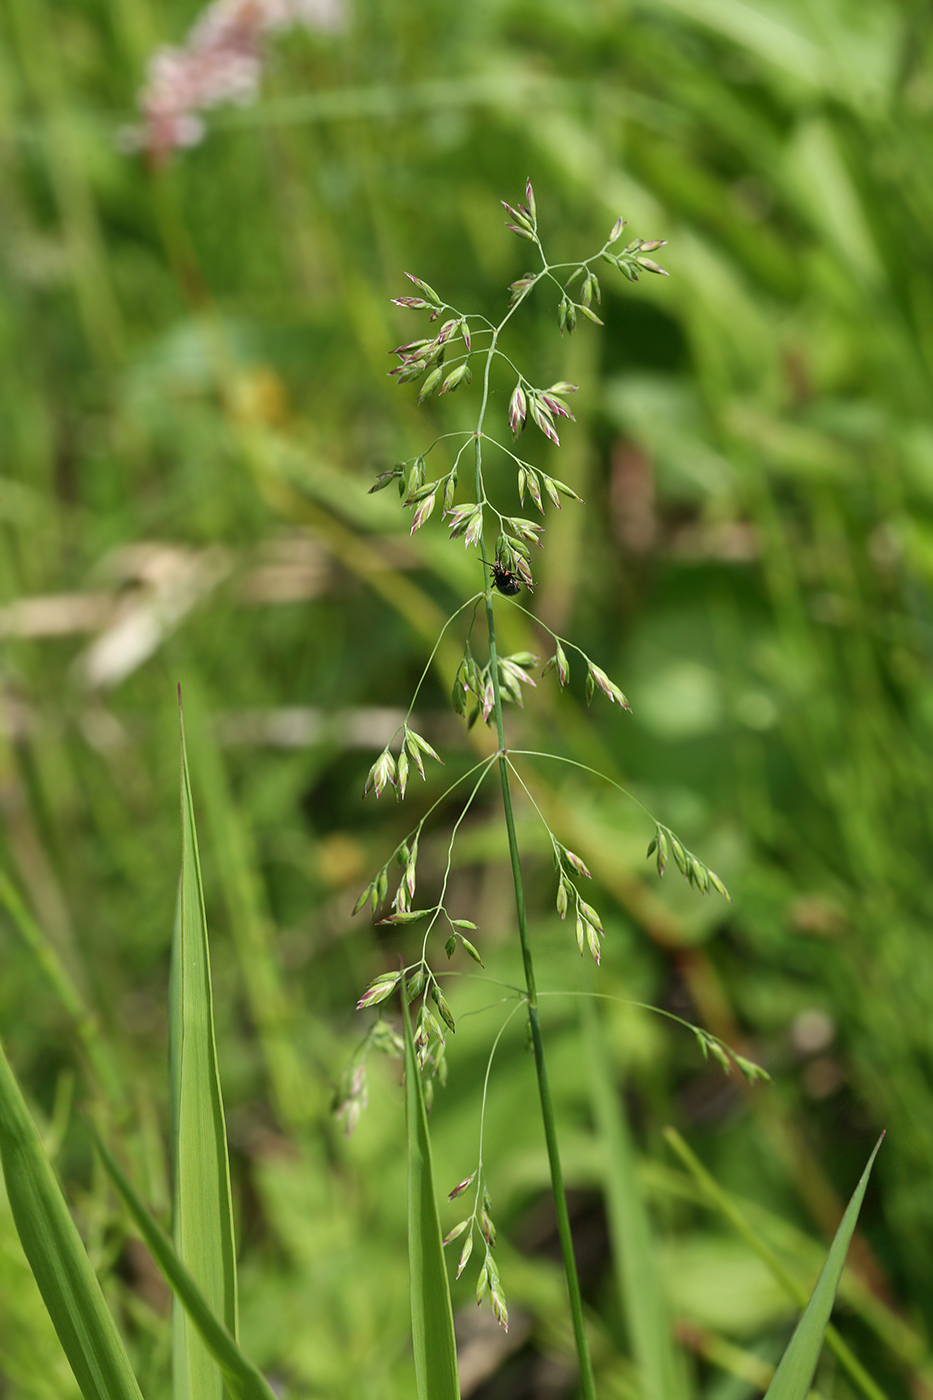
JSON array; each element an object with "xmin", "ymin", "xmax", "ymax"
[{"xmin": 488, "ymin": 555, "xmax": 530, "ymax": 596}]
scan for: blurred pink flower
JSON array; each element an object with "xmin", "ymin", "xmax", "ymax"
[{"xmin": 121, "ymin": 0, "xmax": 344, "ymax": 162}]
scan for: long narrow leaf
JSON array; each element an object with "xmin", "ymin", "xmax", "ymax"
[
  {"xmin": 764, "ymin": 1134, "xmax": 885, "ymax": 1400},
  {"xmin": 583, "ymin": 1001, "xmax": 687, "ymax": 1400},
  {"xmin": 0, "ymin": 1041, "xmax": 144, "ymax": 1400},
  {"xmin": 665, "ymin": 1128, "xmax": 886, "ymax": 1400},
  {"xmin": 90, "ymin": 1124, "xmax": 277, "ymax": 1400},
  {"xmin": 402, "ymin": 991, "xmax": 460, "ymax": 1400},
  {"xmin": 171, "ymin": 693, "xmax": 238, "ymax": 1400},
  {"xmin": 0, "ymin": 870, "xmax": 123, "ymax": 1107},
  {"xmin": 183, "ymin": 687, "xmax": 310, "ymax": 1133}
]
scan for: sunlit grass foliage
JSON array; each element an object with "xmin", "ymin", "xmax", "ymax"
[{"xmin": 1, "ymin": 0, "xmax": 931, "ymax": 1395}]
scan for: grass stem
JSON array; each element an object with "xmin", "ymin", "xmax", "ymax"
[{"xmin": 480, "ymin": 506, "xmax": 597, "ymax": 1398}]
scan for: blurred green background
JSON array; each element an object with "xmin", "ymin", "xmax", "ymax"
[{"xmin": 2, "ymin": 0, "xmax": 933, "ymax": 1395}]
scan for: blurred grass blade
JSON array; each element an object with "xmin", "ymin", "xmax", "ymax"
[
  {"xmin": 583, "ymin": 1001, "xmax": 687, "ymax": 1400},
  {"xmin": 0, "ymin": 870, "xmax": 123, "ymax": 1106},
  {"xmin": 665, "ymin": 1127, "xmax": 887, "ymax": 1400},
  {"xmin": 0, "ymin": 1040, "xmax": 144, "ymax": 1400},
  {"xmin": 402, "ymin": 989, "xmax": 460, "ymax": 1400},
  {"xmin": 171, "ymin": 693, "xmax": 238, "ymax": 1400},
  {"xmin": 90, "ymin": 1125, "xmax": 277, "ymax": 1400},
  {"xmin": 763, "ymin": 1134, "xmax": 885, "ymax": 1400},
  {"xmin": 182, "ymin": 686, "xmax": 312, "ymax": 1133}
]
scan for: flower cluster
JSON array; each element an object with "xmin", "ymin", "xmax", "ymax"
[
  {"xmin": 453, "ymin": 641, "xmax": 538, "ymax": 726},
  {"xmin": 443, "ymin": 1174, "xmax": 508, "ymax": 1331},
  {"xmin": 551, "ymin": 840, "xmax": 606, "ymax": 964},
  {"xmin": 121, "ymin": 0, "xmax": 344, "ymax": 162},
  {"xmin": 647, "ymin": 822, "xmax": 731, "ymax": 900},
  {"xmin": 540, "ymin": 640, "xmax": 631, "ymax": 711},
  {"xmin": 332, "ymin": 1019, "xmax": 403, "ymax": 1137}
]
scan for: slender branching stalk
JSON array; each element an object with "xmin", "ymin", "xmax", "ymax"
[{"xmin": 344, "ymin": 182, "xmax": 738, "ymax": 1388}]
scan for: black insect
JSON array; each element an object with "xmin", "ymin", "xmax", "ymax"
[{"xmin": 488, "ymin": 556, "xmax": 524, "ymax": 596}]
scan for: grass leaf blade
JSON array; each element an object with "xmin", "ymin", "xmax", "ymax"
[
  {"xmin": 764, "ymin": 1133, "xmax": 885, "ymax": 1399},
  {"xmin": 89, "ymin": 1124, "xmax": 277, "ymax": 1400},
  {"xmin": 402, "ymin": 991, "xmax": 460, "ymax": 1400},
  {"xmin": 183, "ymin": 688, "xmax": 310, "ymax": 1133},
  {"xmin": 0, "ymin": 1041, "xmax": 144, "ymax": 1400},
  {"xmin": 665, "ymin": 1127, "xmax": 887, "ymax": 1400},
  {"xmin": 172, "ymin": 694, "xmax": 238, "ymax": 1398},
  {"xmin": 584, "ymin": 1000, "xmax": 687, "ymax": 1400}
]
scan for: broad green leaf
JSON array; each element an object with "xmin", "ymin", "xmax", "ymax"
[
  {"xmin": 402, "ymin": 990, "xmax": 460, "ymax": 1400},
  {"xmin": 0, "ymin": 1041, "xmax": 144, "ymax": 1400},
  {"xmin": 584, "ymin": 1001, "xmax": 687, "ymax": 1400},
  {"xmin": 764, "ymin": 1134, "xmax": 885, "ymax": 1400},
  {"xmin": 90, "ymin": 1126, "xmax": 277, "ymax": 1400},
  {"xmin": 171, "ymin": 694, "xmax": 238, "ymax": 1400}
]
